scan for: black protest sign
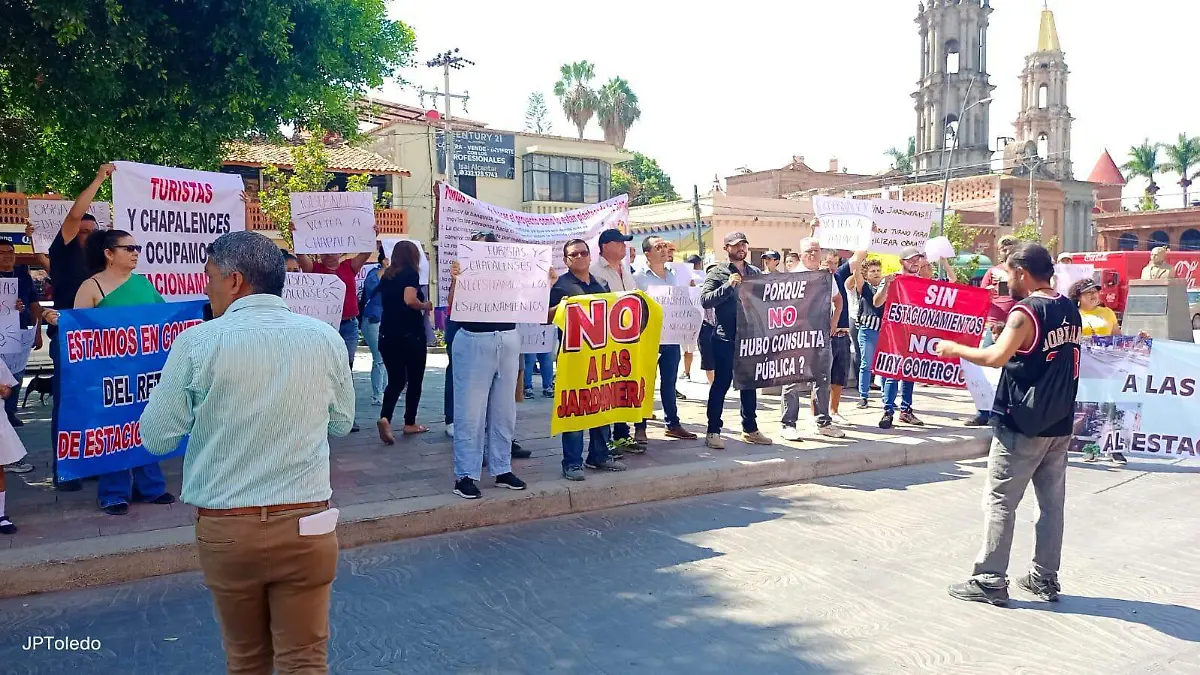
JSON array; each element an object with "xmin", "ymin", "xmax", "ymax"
[{"xmin": 733, "ymin": 271, "xmax": 833, "ymax": 390}]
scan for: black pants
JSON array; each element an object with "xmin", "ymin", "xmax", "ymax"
[
  {"xmin": 706, "ymin": 337, "xmax": 758, "ymax": 434},
  {"xmin": 380, "ymin": 334, "xmax": 427, "ymax": 426}
]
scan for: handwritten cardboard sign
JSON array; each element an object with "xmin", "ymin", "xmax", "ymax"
[
  {"xmin": 646, "ymin": 285, "xmax": 702, "ymax": 346},
  {"xmin": 813, "ymin": 196, "xmax": 873, "ymax": 252},
  {"xmin": 290, "ymin": 191, "xmax": 376, "ymax": 254},
  {"xmin": 26, "ymin": 200, "xmax": 112, "ymax": 253},
  {"xmin": 518, "ymin": 323, "xmax": 557, "ymax": 353},
  {"xmin": 452, "ymin": 242, "xmax": 552, "ymax": 323},
  {"xmin": 282, "ymin": 273, "xmax": 347, "ymax": 327}
]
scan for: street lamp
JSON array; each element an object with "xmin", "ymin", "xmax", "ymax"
[{"xmin": 938, "ymin": 94, "xmax": 993, "ymax": 237}]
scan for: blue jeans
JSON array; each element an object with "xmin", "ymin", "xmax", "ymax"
[
  {"xmin": 5, "ymin": 370, "xmax": 21, "ymax": 421},
  {"xmin": 707, "ymin": 337, "xmax": 758, "ymax": 434},
  {"xmin": 857, "ymin": 327, "xmax": 880, "ymax": 401},
  {"xmin": 361, "ymin": 319, "xmax": 387, "ymax": 400},
  {"xmin": 882, "ymin": 379, "xmax": 915, "ymax": 415},
  {"xmin": 523, "ymin": 352, "xmax": 555, "ymax": 392},
  {"xmin": 562, "ymin": 426, "xmax": 612, "ymax": 472},
  {"xmin": 636, "ymin": 344, "xmax": 682, "ymax": 430},
  {"xmin": 97, "ymin": 463, "xmax": 168, "ymax": 508},
  {"xmin": 443, "ymin": 319, "xmax": 461, "ymax": 423},
  {"xmin": 451, "ymin": 328, "xmax": 519, "ymax": 480},
  {"xmin": 338, "ymin": 319, "xmax": 359, "ymax": 368}
]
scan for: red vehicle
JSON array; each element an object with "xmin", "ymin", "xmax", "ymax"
[{"xmin": 1066, "ymin": 251, "xmax": 1200, "ymax": 319}]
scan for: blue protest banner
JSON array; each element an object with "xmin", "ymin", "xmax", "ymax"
[{"xmin": 55, "ymin": 300, "xmax": 205, "ymax": 481}]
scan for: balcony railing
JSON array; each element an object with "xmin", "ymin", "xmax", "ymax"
[{"xmin": 1, "ymin": 193, "xmax": 407, "ymax": 238}]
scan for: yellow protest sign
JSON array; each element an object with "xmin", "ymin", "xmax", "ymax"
[{"xmin": 551, "ymin": 290, "xmax": 663, "ymax": 435}]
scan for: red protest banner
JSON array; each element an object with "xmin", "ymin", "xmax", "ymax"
[{"xmin": 873, "ymin": 275, "xmax": 989, "ymax": 388}]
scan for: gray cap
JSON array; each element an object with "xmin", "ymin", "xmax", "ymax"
[{"xmin": 899, "ymin": 246, "xmax": 924, "ymax": 261}]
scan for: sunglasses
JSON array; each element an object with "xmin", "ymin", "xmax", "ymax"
[
  {"xmin": 110, "ymin": 244, "xmax": 143, "ymax": 253},
  {"xmin": 565, "ymin": 251, "xmax": 590, "ymax": 259}
]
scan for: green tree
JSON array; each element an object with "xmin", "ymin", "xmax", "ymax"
[
  {"xmin": 885, "ymin": 137, "xmax": 916, "ymax": 174},
  {"xmin": 258, "ymin": 133, "xmax": 379, "ymax": 249},
  {"xmin": 1, "ymin": 1, "xmax": 415, "ymax": 195},
  {"xmin": 1159, "ymin": 133, "xmax": 1200, "ymax": 207},
  {"xmin": 597, "ymin": 77, "xmax": 641, "ymax": 149},
  {"xmin": 1121, "ymin": 139, "xmax": 1161, "ymax": 199},
  {"xmin": 552, "ymin": 61, "xmax": 598, "ymax": 140},
  {"xmin": 1012, "ymin": 221, "xmax": 1059, "ymax": 251},
  {"xmin": 611, "ymin": 152, "xmax": 678, "ymax": 206},
  {"xmin": 1137, "ymin": 193, "xmax": 1160, "ymax": 212},
  {"xmin": 523, "ymin": 92, "xmax": 553, "ymax": 135}
]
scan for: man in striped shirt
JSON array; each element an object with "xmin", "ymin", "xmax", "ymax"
[{"xmin": 141, "ymin": 231, "xmax": 354, "ymax": 674}]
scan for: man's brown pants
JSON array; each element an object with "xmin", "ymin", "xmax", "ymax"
[{"xmin": 196, "ymin": 506, "xmax": 338, "ymax": 675}]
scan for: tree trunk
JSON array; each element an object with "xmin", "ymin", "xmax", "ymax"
[{"xmin": 1181, "ymin": 178, "xmax": 1192, "ymax": 207}]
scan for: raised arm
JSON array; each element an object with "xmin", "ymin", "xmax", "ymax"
[
  {"xmin": 873, "ymin": 274, "xmax": 894, "ymax": 308},
  {"xmin": 936, "ymin": 306, "xmax": 1036, "ymax": 368},
  {"xmin": 63, "ymin": 164, "xmax": 113, "ymax": 244}
]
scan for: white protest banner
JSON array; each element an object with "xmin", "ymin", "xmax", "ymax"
[
  {"xmin": 518, "ymin": 323, "xmax": 557, "ymax": 354},
  {"xmin": 1054, "ymin": 263, "xmax": 1095, "ymax": 295},
  {"xmin": 112, "ymin": 161, "xmax": 245, "ymax": 301},
  {"xmin": 451, "ymin": 241, "xmax": 552, "ymax": 323},
  {"xmin": 282, "ymin": 273, "xmax": 346, "ymax": 327},
  {"xmin": 960, "ymin": 359, "xmax": 1001, "ymax": 412},
  {"xmin": 869, "ymin": 199, "xmax": 935, "ymax": 256},
  {"xmin": 647, "ymin": 285, "xmax": 703, "ymax": 346},
  {"xmin": 290, "ymin": 191, "xmax": 376, "ymax": 255},
  {"xmin": 381, "ymin": 237, "xmax": 430, "ymax": 285},
  {"xmin": 813, "ymin": 196, "xmax": 873, "ymax": 251},
  {"xmin": 0, "ymin": 279, "xmax": 18, "ymax": 316},
  {"xmin": 437, "ymin": 183, "xmax": 628, "ymax": 304},
  {"xmin": 27, "ymin": 200, "xmax": 112, "ymax": 253},
  {"xmin": 1, "ymin": 328, "xmax": 37, "ymax": 374},
  {"xmin": 667, "ymin": 262, "xmax": 696, "ymax": 287}
]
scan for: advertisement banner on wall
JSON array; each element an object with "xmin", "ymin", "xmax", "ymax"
[
  {"xmin": 437, "ymin": 131, "xmax": 517, "ymax": 179},
  {"xmin": 873, "ymin": 276, "xmax": 989, "ymax": 388},
  {"xmin": 436, "ymin": 183, "xmax": 628, "ymax": 305}
]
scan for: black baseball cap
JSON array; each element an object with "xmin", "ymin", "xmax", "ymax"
[
  {"xmin": 598, "ymin": 229, "xmax": 633, "ymax": 245},
  {"xmin": 724, "ymin": 231, "xmax": 749, "ymax": 245},
  {"xmin": 760, "ymin": 250, "xmax": 781, "ymax": 260}
]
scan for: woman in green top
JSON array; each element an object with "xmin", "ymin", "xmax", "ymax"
[{"xmin": 75, "ymin": 229, "xmax": 175, "ymax": 515}]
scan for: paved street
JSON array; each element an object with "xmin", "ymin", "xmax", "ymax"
[{"xmin": 2, "ymin": 455, "xmax": 1198, "ymax": 674}]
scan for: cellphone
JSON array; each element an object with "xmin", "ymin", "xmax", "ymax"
[{"xmin": 998, "ymin": 281, "xmax": 1009, "ymax": 296}]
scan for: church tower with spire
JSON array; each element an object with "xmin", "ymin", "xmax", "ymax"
[
  {"xmin": 1012, "ymin": 3, "xmax": 1073, "ymax": 179},
  {"xmin": 912, "ymin": 0, "xmax": 995, "ymax": 178}
]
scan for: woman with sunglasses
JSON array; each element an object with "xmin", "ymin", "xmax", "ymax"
[{"xmin": 75, "ymin": 229, "xmax": 176, "ymax": 515}]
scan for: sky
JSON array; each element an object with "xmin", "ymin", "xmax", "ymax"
[{"xmin": 379, "ymin": 0, "xmax": 1199, "ymax": 208}]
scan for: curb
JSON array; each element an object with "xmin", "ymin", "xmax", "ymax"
[{"xmin": 0, "ymin": 430, "xmax": 989, "ymax": 598}]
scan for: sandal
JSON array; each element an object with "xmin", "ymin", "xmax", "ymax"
[
  {"xmin": 377, "ymin": 418, "xmax": 395, "ymax": 445},
  {"xmin": 402, "ymin": 424, "xmax": 430, "ymax": 435}
]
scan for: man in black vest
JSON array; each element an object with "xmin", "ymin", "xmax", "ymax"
[{"xmin": 936, "ymin": 242, "xmax": 1082, "ymax": 607}]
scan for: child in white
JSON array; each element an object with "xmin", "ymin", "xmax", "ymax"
[{"xmin": 0, "ymin": 358, "xmax": 26, "ymax": 534}]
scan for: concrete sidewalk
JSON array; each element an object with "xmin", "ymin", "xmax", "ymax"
[{"xmin": 0, "ymin": 351, "xmax": 990, "ymax": 597}]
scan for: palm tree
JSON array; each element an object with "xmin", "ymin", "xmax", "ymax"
[
  {"xmin": 1122, "ymin": 139, "xmax": 1161, "ymax": 197},
  {"xmin": 885, "ymin": 136, "xmax": 917, "ymax": 174},
  {"xmin": 1159, "ymin": 133, "xmax": 1200, "ymax": 207},
  {"xmin": 597, "ymin": 77, "xmax": 641, "ymax": 149},
  {"xmin": 553, "ymin": 61, "xmax": 598, "ymax": 140}
]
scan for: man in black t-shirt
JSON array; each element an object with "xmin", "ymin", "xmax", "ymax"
[
  {"xmin": 548, "ymin": 239, "xmax": 627, "ymax": 481},
  {"xmin": 936, "ymin": 242, "xmax": 1082, "ymax": 607},
  {"xmin": 36, "ymin": 163, "xmax": 113, "ymax": 491}
]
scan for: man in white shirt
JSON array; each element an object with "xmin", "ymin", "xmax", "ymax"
[
  {"xmin": 781, "ymin": 237, "xmax": 846, "ymax": 441},
  {"xmin": 591, "ymin": 229, "xmax": 641, "ymax": 448}
]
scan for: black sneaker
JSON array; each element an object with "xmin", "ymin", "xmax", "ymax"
[
  {"xmin": 511, "ymin": 441, "xmax": 532, "ymax": 459},
  {"xmin": 947, "ymin": 579, "xmax": 1009, "ymax": 606},
  {"xmin": 1110, "ymin": 452, "xmax": 1128, "ymax": 466},
  {"xmin": 523, "ymin": 388, "xmax": 535, "ymax": 400},
  {"xmin": 8, "ymin": 417, "xmax": 23, "ymax": 428},
  {"xmin": 1016, "ymin": 573, "xmax": 1060, "ymax": 602},
  {"xmin": 965, "ymin": 413, "xmax": 990, "ymax": 427},
  {"xmin": 542, "ymin": 389, "xmax": 555, "ymax": 398},
  {"xmin": 855, "ymin": 398, "xmax": 868, "ymax": 409},
  {"xmin": 453, "ymin": 477, "xmax": 481, "ymax": 500},
  {"xmin": 879, "ymin": 413, "xmax": 894, "ymax": 430},
  {"xmin": 0, "ymin": 515, "xmax": 15, "ymax": 534},
  {"xmin": 55, "ymin": 479, "xmax": 83, "ymax": 492},
  {"xmin": 102, "ymin": 503, "xmax": 130, "ymax": 516},
  {"xmin": 495, "ymin": 473, "xmax": 527, "ymax": 490}
]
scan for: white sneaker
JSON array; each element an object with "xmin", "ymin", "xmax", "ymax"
[
  {"xmin": 445, "ymin": 423, "xmax": 454, "ymax": 438},
  {"xmin": 817, "ymin": 424, "xmax": 846, "ymax": 439},
  {"xmin": 705, "ymin": 433, "xmax": 725, "ymax": 450},
  {"xmin": 832, "ymin": 413, "xmax": 851, "ymax": 426},
  {"xmin": 780, "ymin": 426, "xmax": 803, "ymax": 442}
]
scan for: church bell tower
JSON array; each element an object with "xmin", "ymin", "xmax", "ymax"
[
  {"xmin": 913, "ymin": 0, "xmax": 995, "ymax": 178},
  {"xmin": 1012, "ymin": 3, "xmax": 1073, "ymax": 180}
]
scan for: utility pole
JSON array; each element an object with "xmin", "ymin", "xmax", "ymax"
[
  {"xmin": 420, "ymin": 49, "xmax": 473, "ymax": 189},
  {"xmin": 693, "ymin": 185, "xmax": 705, "ymax": 257}
]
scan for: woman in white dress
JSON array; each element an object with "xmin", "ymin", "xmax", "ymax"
[{"xmin": 0, "ymin": 357, "xmax": 26, "ymax": 533}]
